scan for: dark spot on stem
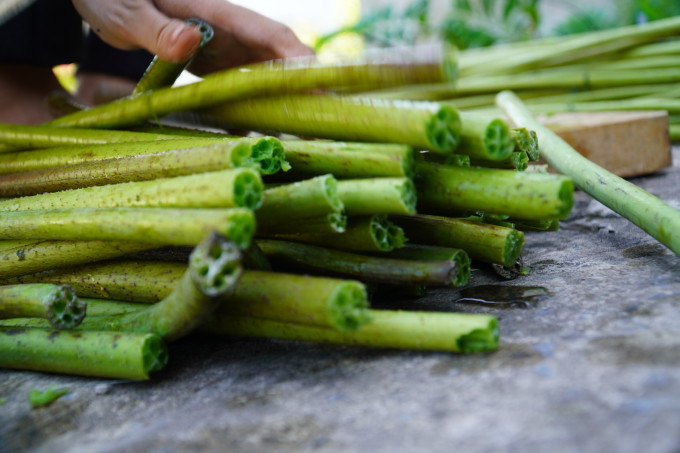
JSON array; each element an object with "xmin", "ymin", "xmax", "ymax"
[
  {"xmin": 2, "ymin": 329, "xmax": 26, "ymax": 336},
  {"xmin": 16, "ymin": 249, "xmax": 26, "ymax": 261},
  {"xmin": 47, "ymin": 331, "xmax": 60, "ymax": 341}
]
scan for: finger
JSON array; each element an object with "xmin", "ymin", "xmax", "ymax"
[{"xmin": 131, "ymin": 7, "xmax": 203, "ymax": 63}]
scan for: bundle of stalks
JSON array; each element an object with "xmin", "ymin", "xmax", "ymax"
[
  {"xmin": 361, "ymin": 16, "xmax": 680, "ymax": 140},
  {"xmin": 0, "ymin": 42, "xmax": 602, "ymax": 381}
]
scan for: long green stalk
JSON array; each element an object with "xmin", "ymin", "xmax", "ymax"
[
  {"xmin": 48, "ymin": 44, "xmax": 457, "ymax": 129},
  {"xmin": 257, "ymin": 175, "xmax": 343, "ymax": 229},
  {"xmin": 456, "ymin": 68, "xmax": 680, "ymax": 94},
  {"xmin": 0, "ymin": 207, "xmax": 255, "ymax": 248},
  {"xmin": 0, "ymin": 142, "xmax": 255, "ymax": 197},
  {"xmin": 0, "ymin": 260, "xmax": 186, "ymax": 303},
  {"xmin": 497, "ymin": 90, "xmax": 680, "ymax": 256},
  {"xmin": 0, "ymin": 136, "xmax": 286, "ymax": 176},
  {"xmin": 458, "ymin": 15, "xmax": 680, "ymax": 76},
  {"xmin": 415, "ymin": 160, "xmax": 573, "ymax": 220},
  {"xmin": 0, "ymin": 138, "xmax": 225, "ymax": 174},
  {"xmin": 272, "ymin": 215, "xmax": 406, "ymax": 253},
  {"xmin": 0, "ymin": 123, "xmax": 177, "ymax": 151},
  {"xmin": 133, "ymin": 18, "xmax": 214, "ymax": 94},
  {"xmin": 383, "ymin": 244, "xmax": 471, "ymax": 288},
  {"xmin": 201, "ymin": 309, "xmax": 499, "ymax": 354},
  {"xmin": 0, "ymin": 284, "xmax": 86, "ymax": 329},
  {"xmin": 203, "ymin": 94, "xmax": 462, "ymax": 154},
  {"xmin": 518, "ymin": 97, "xmax": 680, "ymax": 116},
  {"xmin": 0, "ymin": 327, "xmax": 167, "ymax": 379},
  {"xmin": 257, "ymin": 239, "xmax": 464, "ymax": 286},
  {"xmin": 336, "ymin": 177, "xmax": 417, "ymax": 216},
  {"xmin": 1, "ymin": 264, "xmax": 370, "ymax": 333},
  {"xmin": 391, "ymin": 214, "xmax": 524, "ymax": 267},
  {"xmin": 278, "ymin": 139, "xmax": 414, "ymax": 178},
  {"xmin": 218, "ymin": 271, "xmax": 370, "ymax": 332},
  {"xmin": 0, "ymin": 240, "xmax": 156, "ymax": 279},
  {"xmin": 78, "ymin": 233, "xmax": 241, "ymax": 341},
  {"xmin": 0, "ymin": 168, "xmax": 263, "ymax": 212},
  {"xmin": 257, "ymin": 213, "xmax": 347, "ymax": 236}
]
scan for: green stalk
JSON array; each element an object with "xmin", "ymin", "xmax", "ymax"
[
  {"xmin": 257, "ymin": 175, "xmax": 343, "ymax": 229},
  {"xmin": 0, "ymin": 240, "xmax": 156, "ymax": 279},
  {"xmin": 456, "ymin": 68, "xmax": 680, "ymax": 94},
  {"xmin": 415, "ymin": 160, "xmax": 574, "ymax": 220},
  {"xmin": 257, "ymin": 239, "xmax": 463, "ymax": 286},
  {"xmin": 79, "ymin": 233, "xmax": 242, "ymax": 341},
  {"xmin": 520, "ymin": 97, "xmax": 680, "ymax": 116},
  {"xmin": 521, "ymin": 83, "xmax": 680, "ymax": 105},
  {"xmin": 257, "ymin": 213, "xmax": 347, "ymax": 236},
  {"xmin": 217, "ymin": 271, "xmax": 370, "ymax": 332},
  {"xmin": 83, "ymin": 299, "xmax": 147, "ymax": 316},
  {"xmin": 383, "ymin": 244, "xmax": 471, "ymax": 288},
  {"xmin": 497, "ymin": 90, "xmax": 680, "ymax": 256},
  {"xmin": 511, "ymin": 128, "xmax": 539, "ymax": 161},
  {"xmin": 0, "ymin": 260, "xmax": 186, "ymax": 303},
  {"xmin": 48, "ymin": 44, "xmax": 457, "ymax": 129},
  {"xmin": 0, "ymin": 141, "xmax": 254, "ymax": 196},
  {"xmin": 0, "ymin": 138, "xmax": 226, "ymax": 175},
  {"xmin": 391, "ymin": 214, "xmax": 524, "ymax": 267},
  {"xmin": 458, "ymin": 15, "xmax": 680, "ymax": 76},
  {"xmin": 201, "ymin": 309, "xmax": 499, "ymax": 354},
  {"xmin": 203, "ymin": 94, "xmax": 462, "ymax": 154},
  {"xmin": 273, "ymin": 215, "xmax": 406, "ymax": 253},
  {"xmin": 2, "ymin": 265, "xmax": 370, "ymax": 333},
  {"xmin": 133, "ymin": 18, "xmax": 214, "ymax": 94},
  {"xmin": 456, "ymin": 111, "xmax": 514, "ymax": 161},
  {"xmin": 0, "ymin": 284, "xmax": 86, "ymax": 329},
  {"xmin": 0, "ymin": 168, "xmax": 263, "ymax": 212},
  {"xmin": 336, "ymin": 177, "xmax": 417, "ymax": 216},
  {"xmin": 0, "ymin": 136, "xmax": 286, "ymax": 177},
  {"xmin": 279, "ymin": 139, "xmax": 414, "ymax": 178},
  {"xmin": 0, "ymin": 123, "xmax": 177, "ymax": 151},
  {"xmin": 0, "ymin": 327, "xmax": 167, "ymax": 379},
  {"xmin": 670, "ymin": 124, "xmax": 680, "ymax": 141},
  {"xmin": 0, "ymin": 207, "xmax": 255, "ymax": 249}
]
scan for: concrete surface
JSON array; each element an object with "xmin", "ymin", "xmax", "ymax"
[{"xmin": 1, "ymin": 147, "xmax": 679, "ymax": 453}]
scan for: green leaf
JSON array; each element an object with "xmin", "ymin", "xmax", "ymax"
[{"xmin": 29, "ymin": 386, "xmax": 69, "ymax": 409}]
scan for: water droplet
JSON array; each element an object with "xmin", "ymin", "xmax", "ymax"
[{"xmin": 455, "ymin": 285, "xmax": 550, "ymax": 309}]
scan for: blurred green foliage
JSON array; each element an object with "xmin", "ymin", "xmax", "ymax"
[{"xmin": 315, "ymin": 0, "xmax": 680, "ymax": 51}]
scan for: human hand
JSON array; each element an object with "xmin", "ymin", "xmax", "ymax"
[{"xmin": 71, "ymin": 0, "xmax": 314, "ymax": 74}]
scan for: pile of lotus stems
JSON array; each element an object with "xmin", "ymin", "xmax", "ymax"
[
  {"xmin": 362, "ymin": 16, "xmax": 680, "ymax": 141},
  {"xmin": 6, "ymin": 37, "xmax": 644, "ymax": 382}
]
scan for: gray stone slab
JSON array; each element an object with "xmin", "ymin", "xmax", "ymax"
[{"xmin": 1, "ymin": 147, "xmax": 679, "ymax": 453}]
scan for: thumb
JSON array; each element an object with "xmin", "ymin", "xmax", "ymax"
[{"xmin": 136, "ymin": 11, "xmax": 203, "ymax": 63}]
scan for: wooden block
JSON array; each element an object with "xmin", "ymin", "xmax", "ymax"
[{"xmin": 536, "ymin": 111, "xmax": 672, "ymax": 178}]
